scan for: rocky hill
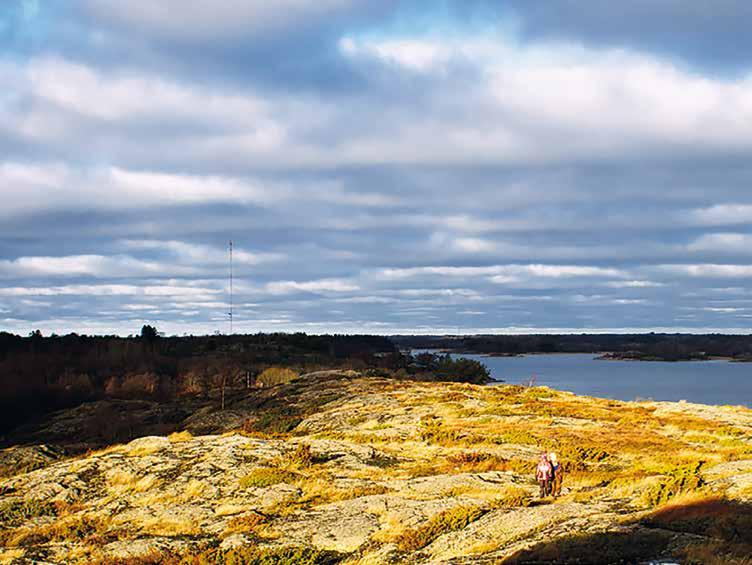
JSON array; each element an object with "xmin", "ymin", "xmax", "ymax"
[{"xmin": 1, "ymin": 371, "xmax": 751, "ymax": 564}]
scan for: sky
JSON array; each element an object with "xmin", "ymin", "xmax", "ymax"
[{"xmin": 2, "ymin": 1, "xmax": 752, "ymax": 336}]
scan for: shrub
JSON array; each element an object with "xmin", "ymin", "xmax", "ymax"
[
  {"xmin": 397, "ymin": 505, "xmax": 485, "ymax": 552},
  {"xmin": 239, "ymin": 468, "xmax": 299, "ymax": 489},
  {"xmin": 7, "ymin": 514, "xmax": 108, "ymax": 547},
  {"xmin": 185, "ymin": 545, "xmax": 343, "ymax": 565},
  {"xmin": 491, "ymin": 486, "xmax": 531, "ymax": 508},
  {"xmin": 225, "ymin": 511, "xmax": 268, "ymax": 534},
  {"xmin": 419, "ymin": 418, "xmax": 461, "ymax": 445},
  {"xmin": 642, "ymin": 461, "xmax": 705, "ymax": 507},
  {"xmin": 119, "ymin": 373, "xmax": 160, "ymax": 398},
  {"xmin": 287, "ymin": 444, "xmax": 314, "ymax": 468},
  {"xmin": 257, "ymin": 367, "xmax": 299, "ymax": 388},
  {"xmin": 168, "ymin": 430, "xmax": 193, "ymax": 443},
  {"xmin": 244, "ymin": 413, "xmax": 302, "ymax": 435},
  {"xmin": 0, "ymin": 499, "xmax": 56, "ymax": 527}
]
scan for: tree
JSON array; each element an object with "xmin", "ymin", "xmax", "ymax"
[{"xmin": 140, "ymin": 325, "xmax": 159, "ymax": 341}]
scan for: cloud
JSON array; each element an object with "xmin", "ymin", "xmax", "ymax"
[
  {"xmin": 265, "ymin": 278, "xmax": 360, "ymax": 295},
  {"xmin": 689, "ymin": 205, "xmax": 752, "ymax": 226},
  {"xmin": 687, "ymin": 233, "xmax": 752, "ymax": 253},
  {"xmin": 3, "ymin": 3, "xmax": 752, "ymax": 334},
  {"xmin": 658, "ymin": 264, "xmax": 752, "ymax": 278},
  {"xmin": 379, "ymin": 264, "xmax": 628, "ymax": 281},
  {"xmin": 81, "ymin": 0, "xmax": 371, "ymax": 41},
  {"xmin": 606, "ymin": 280, "xmax": 665, "ymax": 289},
  {"xmin": 501, "ymin": 0, "xmax": 752, "ymax": 71},
  {"xmin": 0, "ymin": 254, "xmax": 182, "ymax": 278},
  {"xmin": 122, "ymin": 240, "xmax": 284, "ymax": 266}
]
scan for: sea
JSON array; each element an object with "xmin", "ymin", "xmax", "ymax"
[{"xmin": 419, "ymin": 351, "xmax": 752, "ymax": 407}]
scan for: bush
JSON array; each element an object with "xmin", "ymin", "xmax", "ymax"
[
  {"xmin": 397, "ymin": 506, "xmax": 485, "ymax": 552},
  {"xmin": 118, "ymin": 373, "xmax": 159, "ymax": 398},
  {"xmin": 419, "ymin": 417, "xmax": 461, "ymax": 445},
  {"xmin": 184, "ymin": 545, "xmax": 343, "ymax": 565},
  {"xmin": 257, "ymin": 367, "xmax": 299, "ymax": 387},
  {"xmin": 642, "ymin": 461, "xmax": 704, "ymax": 507},
  {"xmin": 412, "ymin": 353, "xmax": 491, "ymax": 384},
  {"xmin": 0, "ymin": 499, "xmax": 56, "ymax": 527},
  {"xmin": 288, "ymin": 444, "xmax": 314, "ymax": 468},
  {"xmin": 239, "ymin": 468, "xmax": 298, "ymax": 488},
  {"xmin": 491, "ymin": 486, "xmax": 531, "ymax": 508},
  {"xmin": 244, "ymin": 413, "xmax": 302, "ymax": 435}
]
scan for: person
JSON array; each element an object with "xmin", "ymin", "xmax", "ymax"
[
  {"xmin": 536, "ymin": 452, "xmax": 552, "ymax": 497},
  {"xmin": 549, "ymin": 451, "xmax": 563, "ymax": 498}
]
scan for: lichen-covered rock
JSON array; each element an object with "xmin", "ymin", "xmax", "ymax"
[{"xmin": 0, "ymin": 374, "xmax": 750, "ymax": 564}]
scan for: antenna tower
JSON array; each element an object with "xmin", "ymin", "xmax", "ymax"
[{"xmin": 229, "ymin": 240, "xmax": 233, "ymax": 335}]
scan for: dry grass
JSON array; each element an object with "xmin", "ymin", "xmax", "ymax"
[
  {"xmin": 257, "ymin": 367, "xmax": 299, "ymax": 387},
  {"xmin": 239, "ymin": 467, "xmax": 298, "ymax": 488},
  {"xmin": 0, "ymin": 548, "xmax": 26, "ymax": 564},
  {"xmin": 223, "ymin": 510, "xmax": 268, "ymax": 536},
  {"xmin": 167, "ymin": 430, "xmax": 193, "ymax": 443},
  {"xmin": 396, "ymin": 505, "xmax": 485, "ymax": 552},
  {"xmin": 139, "ymin": 516, "xmax": 201, "ymax": 537},
  {"xmin": 5, "ymin": 513, "xmax": 110, "ymax": 548}
]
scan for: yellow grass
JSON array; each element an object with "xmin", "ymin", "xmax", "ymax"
[
  {"xmin": 168, "ymin": 430, "xmax": 194, "ymax": 443},
  {"xmin": 139, "ymin": 516, "xmax": 201, "ymax": 537}
]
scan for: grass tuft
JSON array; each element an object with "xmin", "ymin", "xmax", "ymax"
[
  {"xmin": 397, "ymin": 505, "xmax": 485, "ymax": 552},
  {"xmin": 239, "ymin": 468, "xmax": 299, "ymax": 489}
]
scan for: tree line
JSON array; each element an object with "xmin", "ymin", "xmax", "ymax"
[{"xmin": 0, "ymin": 330, "xmax": 490, "ymax": 437}]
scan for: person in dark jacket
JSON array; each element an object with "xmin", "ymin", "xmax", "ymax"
[{"xmin": 549, "ymin": 451, "xmax": 563, "ymax": 498}]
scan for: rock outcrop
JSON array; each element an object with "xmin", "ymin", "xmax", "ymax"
[{"xmin": 1, "ymin": 372, "xmax": 750, "ymax": 563}]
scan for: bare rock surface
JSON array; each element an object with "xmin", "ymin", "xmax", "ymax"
[{"xmin": 0, "ymin": 372, "xmax": 750, "ymax": 563}]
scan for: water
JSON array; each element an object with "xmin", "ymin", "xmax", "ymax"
[{"xmin": 423, "ymin": 352, "xmax": 752, "ymax": 406}]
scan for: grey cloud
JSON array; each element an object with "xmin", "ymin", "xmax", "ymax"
[
  {"xmin": 500, "ymin": 0, "xmax": 752, "ymax": 73},
  {"xmin": 3, "ymin": 2, "xmax": 752, "ymax": 335}
]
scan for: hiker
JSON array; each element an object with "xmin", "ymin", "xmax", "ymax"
[
  {"xmin": 549, "ymin": 451, "xmax": 563, "ymax": 498},
  {"xmin": 536, "ymin": 452, "xmax": 552, "ymax": 497}
]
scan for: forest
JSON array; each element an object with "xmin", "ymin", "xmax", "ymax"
[
  {"xmin": 391, "ymin": 333, "xmax": 752, "ymax": 361},
  {"xmin": 0, "ymin": 329, "xmax": 489, "ymax": 440}
]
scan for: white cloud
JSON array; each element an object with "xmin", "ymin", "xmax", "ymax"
[
  {"xmin": 0, "ymin": 283, "xmax": 222, "ymax": 298},
  {"xmin": 122, "ymin": 240, "xmax": 284, "ymax": 265},
  {"xmin": 704, "ymin": 307, "xmax": 746, "ymax": 313},
  {"xmin": 689, "ymin": 205, "xmax": 752, "ymax": 226},
  {"xmin": 0, "ymin": 162, "xmax": 286, "ymax": 217},
  {"xmin": 452, "ymin": 237, "xmax": 497, "ymax": 253},
  {"xmin": 378, "ymin": 264, "xmax": 628, "ymax": 281},
  {"xmin": 265, "ymin": 278, "xmax": 360, "ymax": 295},
  {"xmin": 339, "ymin": 35, "xmax": 752, "ymax": 164},
  {"xmin": 658, "ymin": 264, "xmax": 752, "ymax": 278},
  {"xmin": 0, "ymin": 254, "xmax": 185, "ymax": 278},
  {"xmin": 606, "ymin": 280, "xmax": 665, "ymax": 288},
  {"xmin": 688, "ymin": 233, "xmax": 752, "ymax": 252}
]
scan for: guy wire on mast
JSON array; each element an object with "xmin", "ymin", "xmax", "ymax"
[{"xmin": 229, "ymin": 240, "xmax": 233, "ymax": 335}]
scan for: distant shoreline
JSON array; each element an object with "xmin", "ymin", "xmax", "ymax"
[{"xmin": 413, "ymin": 349, "xmax": 751, "ymax": 363}]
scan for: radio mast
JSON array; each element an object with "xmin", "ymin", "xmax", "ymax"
[{"xmin": 228, "ymin": 240, "xmax": 233, "ymax": 335}]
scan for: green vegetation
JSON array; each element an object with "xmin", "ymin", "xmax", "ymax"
[
  {"xmin": 642, "ymin": 461, "xmax": 705, "ymax": 507},
  {"xmin": 257, "ymin": 367, "xmax": 299, "ymax": 387},
  {"xmin": 0, "ymin": 499, "xmax": 56, "ymax": 527},
  {"xmin": 411, "ymin": 352, "xmax": 491, "ymax": 383},
  {"xmin": 394, "ymin": 333, "xmax": 752, "ymax": 362},
  {"xmin": 239, "ymin": 468, "xmax": 299, "ymax": 488},
  {"xmin": 397, "ymin": 505, "xmax": 485, "ymax": 552}
]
